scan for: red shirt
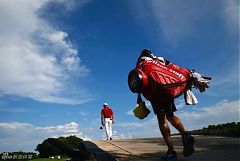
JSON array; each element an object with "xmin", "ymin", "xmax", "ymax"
[{"xmin": 101, "ymin": 106, "xmax": 113, "ymax": 118}]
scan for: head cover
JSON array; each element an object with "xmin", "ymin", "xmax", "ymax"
[
  {"xmin": 103, "ymin": 103, "xmax": 108, "ymax": 106},
  {"xmin": 140, "ymin": 49, "xmax": 152, "ymax": 58}
]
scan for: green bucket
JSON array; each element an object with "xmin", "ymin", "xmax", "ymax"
[{"xmin": 133, "ymin": 101, "xmax": 150, "ymax": 119}]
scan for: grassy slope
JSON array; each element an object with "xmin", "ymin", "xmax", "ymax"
[{"xmin": 31, "ymin": 159, "xmax": 67, "ymax": 161}]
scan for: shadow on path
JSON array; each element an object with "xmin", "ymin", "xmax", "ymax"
[{"xmin": 83, "ymin": 141, "xmax": 116, "ymax": 161}]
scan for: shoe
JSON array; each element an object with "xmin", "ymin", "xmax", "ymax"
[
  {"xmin": 161, "ymin": 151, "xmax": 177, "ymax": 161},
  {"xmin": 182, "ymin": 133, "xmax": 194, "ymax": 157},
  {"xmin": 110, "ymin": 137, "xmax": 112, "ymax": 140}
]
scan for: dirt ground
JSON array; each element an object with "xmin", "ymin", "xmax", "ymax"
[{"xmin": 85, "ymin": 135, "xmax": 240, "ymax": 161}]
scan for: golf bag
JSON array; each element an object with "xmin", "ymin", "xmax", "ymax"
[{"xmin": 128, "ymin": 59, "xmax": 192, "ymax": 101}]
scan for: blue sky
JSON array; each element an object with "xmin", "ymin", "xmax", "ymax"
[{"xmin": 0, "ymin": 0, "xmax": 239, "ymax": 152}]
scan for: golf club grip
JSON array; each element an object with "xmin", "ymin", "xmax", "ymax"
[{"xmin": 203, "ymin": 76, "xmax": 211, "ymax": 80}]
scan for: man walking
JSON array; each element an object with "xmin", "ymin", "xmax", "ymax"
[
  {"xmin": 101, "ymin": 103, "xmax": 114, "ymax": 140},
  {"xmin": 134, "ymin": 49, "xmax": 195, "ymax": 161}
]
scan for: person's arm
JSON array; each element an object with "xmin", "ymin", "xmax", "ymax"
[
  {"xmin": 112, "ymin": 113, "xmax": 114, "ymax": 124},
  {"xmin": 137, "ymin": 93, "xmax": 142, "ymax": 104},
  {"xmin": 101, "ymin": 111, "xmax": 104, "ymax": 126}
]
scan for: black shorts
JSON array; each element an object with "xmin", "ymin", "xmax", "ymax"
[{"xmin": 150, "ymin": 99, "xmax": 177, "ymax": 115}]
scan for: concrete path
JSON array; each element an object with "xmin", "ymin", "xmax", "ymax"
[{"xmin": 84, "ymin": 135, "xmax": 240, "ymax": 161}]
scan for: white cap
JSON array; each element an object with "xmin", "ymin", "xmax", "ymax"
[
  {"xmin": 157, "ymin": 56, "xmax": 165, "ymax": 65},
  {"xmin": 103, "ymin": 103, "xmax": 108, "ymax": 106}
]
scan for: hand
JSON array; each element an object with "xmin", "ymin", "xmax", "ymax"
[
  {"xmin": 137, "ymin": 93, "xmax": 142, "ymax": 104},
  {"xmin": 139, "ymin": 101, "xmax": 145, "ymax": 106}
]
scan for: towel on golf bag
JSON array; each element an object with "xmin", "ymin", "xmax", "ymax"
[{"xmin": 184, "ymin": 89, "xmax": 198, "ymax": 105}]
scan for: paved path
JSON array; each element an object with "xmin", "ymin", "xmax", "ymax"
[{"xmin": 84, "ymin": 135, "xmax": 240, "ymax": 161}]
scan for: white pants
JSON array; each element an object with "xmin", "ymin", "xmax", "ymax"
[{"xmin": 104, "ymin": 118, "xmax": 113, "ymax": 140}]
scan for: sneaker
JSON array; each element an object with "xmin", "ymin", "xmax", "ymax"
[
  {"xmin": 161, "ymin": 151, "xmax": 177, "ymax": 161},
  {"xmin": 182, "ymin": 133, "xmax": 194, "ymax": 157}
]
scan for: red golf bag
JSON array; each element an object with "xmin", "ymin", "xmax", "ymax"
[{"xmin": 128, "ymin": 59, "xmax": 192, "ymax": 101}]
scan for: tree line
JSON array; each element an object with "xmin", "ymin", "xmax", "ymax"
[
  {"xmin": 35, "ymin": 135, "xmax": 90, "ymax": 161},
  {"xmin": 189, "ymin": 122, "xmax": 240, "ymax": 137}
]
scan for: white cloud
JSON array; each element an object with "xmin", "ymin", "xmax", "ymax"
[
  {"xmin": 112, "ymin": 130, "xmax": 133, "ymax": 140},
  {"xmin": 132, "ymin": 0, "xmax": 238, "ymax": 45},
  {"xmin": 177, "ymin": 99, "xmax": 240, "ymax": 130},
  {"xmin": 220, "ymin": 0, "xmax": 239, "ymax": 32},
  {"xmin": 0, "ymin": 122, "xmax": 32, "ymax": 130},
  {"xmin": 99, "ymin": 129, "xmax": 133, "ymax": 140},
  {"xmin": 0, "ymin": 107, "xmax": 27, "ymax": 113},
  {"xmin": 175, "ymin": 99, "xmax": 186, "ymax": 109},
  {"xmin": 116, "ymin": 117, "xmax": 160, "ymax": 138},
  {"xmin": 118, "ymin": 116, "xmax": 157, "ymax": 129},
  {"xmin": 50, "ymin": 0, "xmax": 91, "ymax": 11},
  {"xmin": 0, "ymin": 0, "xmax": 92, "ymax": 104},
  {"xmin": 126, "ymin": 109, "xmax": 134, "ymax": 116},
  {"xmin": 1, "ymin": 100, "xmax": 237, "ymax": 151},
  {"xmin": 78, "ymin": 112, "xmax": 88, "ymax": 116},
  {"xmin": 149, "ymin": 0, "xmax": 210, "ymax": 44},
  {"xmin": 126, "ymin": 101, "xmax": 152, "ymax": 116},
  {"xmin": 36, "ymin": 122, "xmax": 80, "ymax": 134},
  {"xmin": 0, "ymin": 121, "xmax": 89, "ymax": 152}
]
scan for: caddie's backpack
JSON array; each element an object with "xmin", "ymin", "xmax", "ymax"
[{"xmin": 128, "ymin": 59, "xmax": 191, "ymax": 101}]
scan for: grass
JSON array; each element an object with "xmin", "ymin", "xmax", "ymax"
[{"xmin": 31, "ymin": 159, "xmax": 67, "ymax": 161}]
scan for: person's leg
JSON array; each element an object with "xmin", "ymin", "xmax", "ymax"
[
  {"xmin": 156, "ymin": 112, "xmax": 174, "ymax": 153},
  {"xmin": 104, "ymin": 118, "xmax": 110, "ymax": 140},
  {"xmin": 166, "ymin": 114, "xmax": 195, "ymax": 157},
  {"xmin": 109, "ymin": 119, "xmax": 113, "ymax": 139},
  {"xmin": 166, "ymin": 114, "xmax": 185, "ymax": 135}
]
